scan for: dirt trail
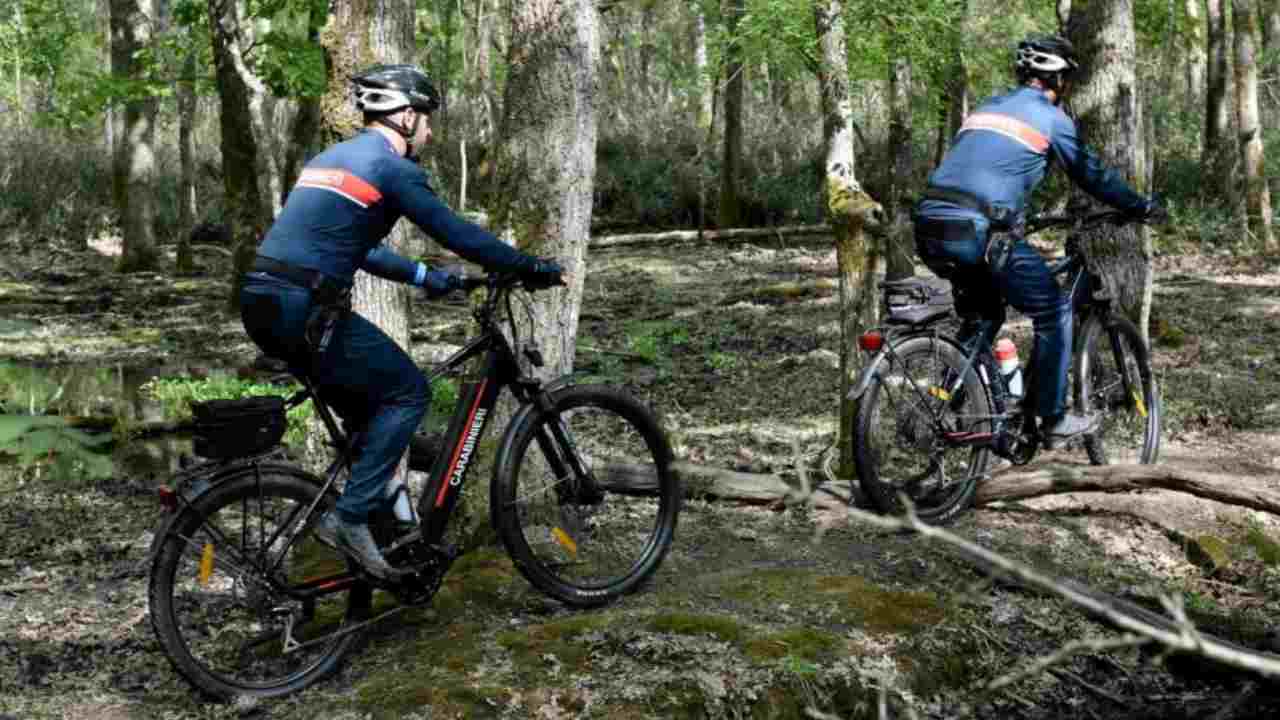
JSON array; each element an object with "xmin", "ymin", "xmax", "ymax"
[{"xmin": 2, "ymin": 239, "xmax": 1280, "ymax": 718}]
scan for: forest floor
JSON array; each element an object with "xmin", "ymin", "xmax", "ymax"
[{"xmin": 3, "ymin": 232, "xmax": 1280, "ymax": 719}]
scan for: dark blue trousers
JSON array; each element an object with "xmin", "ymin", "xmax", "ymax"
[
  {"xmin": 240, "ymin": 273, "xmax": 430, "ymax": 523},
  {"xmin": 914, "ymin": 217, "xmax": 1072, "ymax": 420}
]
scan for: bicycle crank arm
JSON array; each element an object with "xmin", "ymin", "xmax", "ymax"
[{"xmin": 941, "ymin": 430, "xmax": 995, "ymax": 446}]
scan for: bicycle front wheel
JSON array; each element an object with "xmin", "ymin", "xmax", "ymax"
[
  {"xmin": 492, "ymin": 385, "xmax": 679, "ymax": 607},
  {"xmin": 1074, "ymin": 314, "xmax": 1160, "ymax": 465},
  {"xmin": 853, "ymin": 335, "xmax": 993, "ymax": 524},
  {"xmin": 148, "ymin": 464, "xmax": 371, "ymax": 699}
]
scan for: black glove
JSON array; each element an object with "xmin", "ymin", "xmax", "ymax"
[
  {"xmin": 420, "ymin": 267, "xmax": 463, "ymax": 299},
  {"xmin": 1133, "ymin": 194, "xmax": 1168, "ymax": 224},
  {"xmin": 521, "ymin": 258, "xmax": 565, "ymax": 290}
]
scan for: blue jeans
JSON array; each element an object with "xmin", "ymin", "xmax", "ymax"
[
  {"xmin": 240, "ymin": 273, "xmax": 430, "ymax": 523},
  {"xmin": 914, "ymin": 216, "xmax": 1071, "ymax": 420}
]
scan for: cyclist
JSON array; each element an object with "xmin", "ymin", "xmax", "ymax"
[
  {"xmin": 239, "ymin": 64, "xmax": 563, "ymax": 581},
  {"xmin": 913, "ymin": 33, "xmax": 1162, "ymax": 445}
]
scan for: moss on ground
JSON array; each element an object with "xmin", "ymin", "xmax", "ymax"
[
  {"xmin": 496, "ymin": 612, "xmax": 614, "ymax": 676},
  {"xmin": 743, "ymin": 627, "xmax": 841, "ymax": 663},
  {"xmin": 353, "ymin": 621, "xmax": 498, "ymax": 718},
  {"xmin": 724, "ymin": 568, "xmax": 945, "ymax": 634},
  {"xmin": 647, "ymin": 612, "xmax": 747, "ymax": 644}
]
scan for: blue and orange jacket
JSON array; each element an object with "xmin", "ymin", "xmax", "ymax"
[
  {"xmin": 258, "ymin": 130, "xmax": 535, "ymax": 287},
  {"xmin": 917, "ymin": 86, "xmax": 1148, "ymax": 224}
]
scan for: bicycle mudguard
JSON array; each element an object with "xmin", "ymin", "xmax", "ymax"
[
  {"xmin": 847, "ymin": 347, "xmax": 893, "ymax": 401},
  {"xmin": 147, "ymin": 461, "xmax": 322, "ymax": 562}
]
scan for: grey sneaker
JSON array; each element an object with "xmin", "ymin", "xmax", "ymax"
[
  {"xmin": 313, "ymin": 512, "xmax": 407, "ymax": 582},
  {"xmin": 1044, "ymin": 412, "xmax": 1099, "ymax": 446}
]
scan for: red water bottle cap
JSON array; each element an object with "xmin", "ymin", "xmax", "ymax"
[{"xmin": 994, "ymin": 338, "xmax": 1017, "ymax": 362}]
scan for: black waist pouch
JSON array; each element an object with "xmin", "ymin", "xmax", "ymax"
[{"xmin": 191, "ymin": 396, "xmax": 287, "ymax": 459}]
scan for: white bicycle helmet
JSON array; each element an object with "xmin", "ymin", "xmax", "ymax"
[
  {"xmin": 1015, "ymin": 34, "xmax": 1079, "ymax": 79},
  {"xmin": 350, "ymin": 64, "xmax": 441, "ymax": 157},
  {"xmin": 350, "ymin": 64, "xmax": 440, "ymax": 115}
]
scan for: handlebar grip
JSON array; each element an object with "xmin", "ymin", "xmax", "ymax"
[{"xmin": 460, "ymin": 277, "xmax": 488, "ymax": 292}]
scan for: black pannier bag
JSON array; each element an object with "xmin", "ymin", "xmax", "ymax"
[
  {"xmin": 882, "ymin": 278, "xmax": 954, "ymax": 326},
  {"xmin": 191, "ymin": 396, "xmax": 287, "ymax": 459}
]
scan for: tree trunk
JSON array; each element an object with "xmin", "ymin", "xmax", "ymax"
[
  {"xmin": 1261, "ymin": 0, "xmax": 1280, "ymax": 77},
  {"xmin": 316, "ymin": 0, "xmax": 419, "ymax": 491},
  {"xmin": 176, "ymin": 50, "xmax": 197, "ymax": 275},
  {"xmin": 489, "ymin": 0, "xmax": 599, "ymax": 379},
  {"xmin": 886, "ymin": 54, "xmax": 914, "ymax": 282},
  {"xmin": 694, "ymin": 5, "xmax": 712, "ymax": 132},
  {"xmin": 97, "ymin": 0, "xmax": 115, "ymax": 153},
  {"xmin": 1232, "ymin": 0, "xmax": 1276, "ymax": 250},
  {"xmin": 475, "ymin": 0, "xmax": 496, "ymax": 141},
  {"xmin": 209, "ymin": 0, "xmax": 270, "ymax": 309},
  {"xmin": 1186, "ymin": 0, "xmax": 1207, "ymax": 131},
  {"xmin": 111, "ymin": 0, "xmax": 161, "ymax": 273},
  {"xmin": 231, "ymin": 6, "xmax": 284, "ymax": 217},
  {"xmin": 1205, "ymin": 0, "xmax": 1235, "ymax": 199},
  {"xmin": 280, "ymin": 8, "xmax": 324, "ymax": 204},
  {"xmin": 1065, "ymin": 0, "xmax": 1153, "ymax": 341},
  {"xmin": 814, "ymin": 0, "xmax": 883, "ymax": 480},
  {"xmin": 719, "ymin": 0, "xmax": 744, "ymax": 228}
]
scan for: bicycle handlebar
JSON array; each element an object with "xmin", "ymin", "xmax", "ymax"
[
  {"xmin": 458, "ymin": 271, "xmax": 565, "ymax": 295},
  {"xmin": 1025, "ymin": 209, "xmax": 1136, "ymax": 236}
]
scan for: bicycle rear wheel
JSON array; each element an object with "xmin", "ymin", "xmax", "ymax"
[
  {"xmin": 148, "ymin": 464, "xmax": 371, "ymax": 699},
  {"xmin": 1074, "ymin": 314, "xmax": 1160, "ymax": 465},
  {"xmin": 492, "ymin": 385, "xmax": 679, "ymax": 607},
  {"xmin": 853, "ymin": 335, "xmax": 993, "ymax": 524}
]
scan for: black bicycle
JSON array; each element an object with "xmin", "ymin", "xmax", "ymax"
[
  {"xmin": 849, "ymin": 209, "xmax": 1161, "ymax": 524},
  {"xmin": 147, "ymin": 272, "xmax": 680, "ymax": 699}
]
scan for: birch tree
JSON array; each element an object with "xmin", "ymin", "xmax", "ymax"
[
  {"xmin": 209, "ymin": 0, "xmax": 270, "ymax": 308},
  {"xmin": 813, "ymin": 0, "xmax": 883, "ymax": 479}
]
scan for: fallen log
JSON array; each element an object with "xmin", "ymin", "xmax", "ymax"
[
  {"xmin": 602, "ymin": 461, "xmax": 853, "ymax": 508},
  {"xmin": 599, "ymin": 459, "xmax": 1280, "ymax": 517},
  {"xmin": 590, "ymin": 224, "xmax": 831, "ymax": 250},
  {"xmin": 976, "ymin": 461, "xmax": 1280, "ymax": 516}
]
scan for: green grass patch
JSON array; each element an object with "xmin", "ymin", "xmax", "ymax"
[{"xmin": 1243, "ymin": 522, "xmax": 1280, "ymax": 567}]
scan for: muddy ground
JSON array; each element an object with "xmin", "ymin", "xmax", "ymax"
[{"xmin": 3, "ymin": 233, "xmax": 1280, "ymax": 719}]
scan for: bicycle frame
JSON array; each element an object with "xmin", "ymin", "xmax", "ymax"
[{"xmin": 850, "ymin": 210, "xmax": 1134, "ymax": 462}]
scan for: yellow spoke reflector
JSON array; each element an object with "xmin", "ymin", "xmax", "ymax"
[
  {"xmin": 1132, "ymin": 390, "xmax": 1148, "ymax": 418},
  {"xmin": 198, "ymin": 543, "xmax": 215, "ymax": 586},
  {"xmin": 928, "ymin": 386, "xmax": 952, "ymax": 402},
  {"xmin": 551, "ymin": 527, "xmax": 578, "ymax": 556}
]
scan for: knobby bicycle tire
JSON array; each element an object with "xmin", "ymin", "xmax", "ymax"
[
  {"xmin": 491, "ymin": 384, "xmax": 679, "ymax": 607},
  {"xmin": 1074, "ymin": 314, "xmax": 1161, "ymax": 466},
  {"xmin": 853, "ymin": 335, "xmax": 993, "ymax": 524},
  {"xmin": 149, "ymin": 464, "xmax": 371, "ymax": 699}
]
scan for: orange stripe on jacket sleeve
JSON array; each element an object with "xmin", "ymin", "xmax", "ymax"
[
  {"xmin": 959, "ymin": 113, "xmax": 1050, "ymax": 153},
  {"xmin": 296, "ymin": 168, "xmax": 383, "ymax": 207}
]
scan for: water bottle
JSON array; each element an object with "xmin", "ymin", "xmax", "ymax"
[
  {"xmin": 994, "ymin": 338, "xmax": 1023, "ymax": 402},
  {"xmin": 385, "ymin": 475, "xmax": 417, "ymax": 523}
]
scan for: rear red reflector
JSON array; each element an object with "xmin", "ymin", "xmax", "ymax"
[
  {"xmin": 858, "ymin": 332, "xmax": 884, "ymax": 352},
  {"xmin": 159, "ymin": 485, "xmax": 178, "ymax": 512}
]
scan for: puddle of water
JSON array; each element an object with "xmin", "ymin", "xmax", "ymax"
[{"xmin": 0, "ymin": 361, "xmax": 246, "ymax": 480}]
